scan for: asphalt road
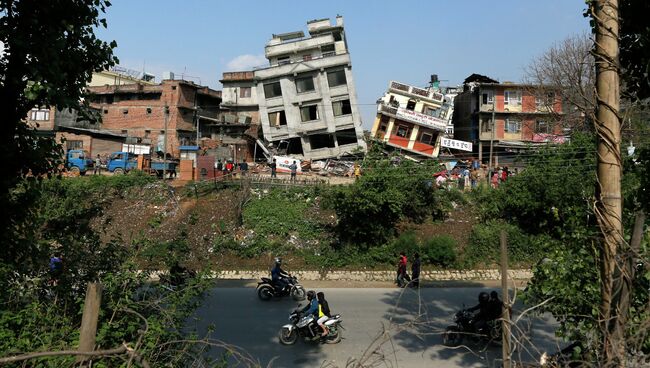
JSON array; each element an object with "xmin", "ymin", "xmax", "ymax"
[{"xmin": 191, "ymin": 285, "xmax": 562, "ymax": 368}]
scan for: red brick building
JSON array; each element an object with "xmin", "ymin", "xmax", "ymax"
[{"xmin": 87, "ymin": 79, "xmax": 222, "ymax": 157}]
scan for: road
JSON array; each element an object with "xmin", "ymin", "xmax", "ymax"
[{"xmin": 192, "ymin": 285, "xmax": 561, "ymax": 368}]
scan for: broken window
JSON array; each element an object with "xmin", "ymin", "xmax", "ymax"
[
  {"xmin": 336, "ymin": 128, "xmax": 358, "ymax": 146},
  {"xmin": 406, "ymin": 99, "xmax": 416, "ymax": 111},
  {"xmin": 321, "ymin": 44, "xmax": 335, "ymax": 57},
  {"xmin": 300, "ymin": 105, "xmax": 319, "ymax": 122},
  {"xmin": 309, "ymin": 134, "xmax": 336, "ymax": 149},
  {"xmin": 295, "ymin": 75, "xmax": 315, "ymax": 93},
  {"xmin": 332, "ymin": 31, "xmax": 342, "ymax": 41},
  {"xmin": 268, "ymin": 111, "xmax": 287, "ymax": 127},
  {"xmin": 332, "ymin": 99, "xmax": 352, "ymax": 116},
  {"xmin": 240, "ymin": 87, "xmax": 251, "ymax": 98},
  {"xmin": 327, "ymin": 69, "xmax": 347, "ymax": 88},
  {"xmin": 263, "ymin": 81, "xmax": 282, "ymax": 99}
]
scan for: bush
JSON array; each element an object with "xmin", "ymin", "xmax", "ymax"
[{"xmin": 422, "ymin": 235, "xmax": 457, "ymax": 267}]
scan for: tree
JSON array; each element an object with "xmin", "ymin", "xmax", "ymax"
[
  {"xmin": 619, "ymin": 0, "xmax": 650, "ymax": 101},
  {"xmin": 0, "ymin": 0, "xmax": 117, "ymax": 269},
  {"xmin": 525, "ymin": 33, "xmax": 596, "ymax": 131}
]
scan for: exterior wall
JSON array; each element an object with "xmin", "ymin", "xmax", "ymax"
[
  {"xmin": 56, "ymin": 132, "xmax": 93, "ymax": 152},
  {"xmin": 89, "ymin": 71, "xmax": 155, "ymax": 87},
  {"xmin": 26, "ymin": 107, "xmax": 56, "ymax": 131}
]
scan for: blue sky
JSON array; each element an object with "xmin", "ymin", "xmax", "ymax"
[{"xmin": 97, "ymin": 0, "xmax": 590, "ymax": 128}]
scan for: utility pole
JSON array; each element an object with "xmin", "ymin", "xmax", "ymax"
[
  {"xmin": 77, "ymin": 283, "xmax": 102, "ymax": 365},
  {"xmin": 489, "ymin": 96, "xmax": 496, "ymax": 168},
  {"xmin": 163, "ymin": 105, "xmax": 169, "ymax": 179},
  {"xmin": 500, "ymin": 230, "xmax": 511, "ymax": 368},
  {"xmin": 591, "ymin": 0, "xmax": 622, "ymax": 364}
]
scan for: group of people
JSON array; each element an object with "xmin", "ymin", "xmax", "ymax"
[
  {"xmin": 271, "ymin": 257, "xmax": 332, "ymax": 340},
  {"xmin": 215, "ymin": 158, "xmax": 249, "ymax": 176},
  {"xmin": 396, "ymin": 252, "xmax": 421, "ymax": 288},
  {"xmin": 434, "ymin": 159, "xmax": 518, "ymax": 190},
  {"xmin": 468, "ymin": 291, "xmax": 506, "ymax": 334}
]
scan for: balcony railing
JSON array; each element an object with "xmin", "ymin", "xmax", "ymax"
[
  {"xmin": 388, "ymin": 81, "xmax": 444, "ymax": 104},
  {"xmin": 377, "ymin": 103, "xmax": 446, "ymax": 132}
]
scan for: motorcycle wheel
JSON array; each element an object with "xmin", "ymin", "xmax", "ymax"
[
  {"xmin": 257, "ymin": 285, "xmax": 274, "ymax": 301},
  {"xmin": 443, "ymin": 326, "xmax": 463, "ymax": 347},
  {"xmin": 326, "ymin": 327, "xmax": 341, "ymax": 344},
  {"xmin": 278, "ymin": 328, "xmax": 298, "ymax": 345},
  {"xmin": 291, "ymin": 287, "xmax": 306, "ymax": 301}
]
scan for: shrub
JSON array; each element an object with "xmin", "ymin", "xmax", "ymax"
[{"xmin": 422, "ymin": 235, "xmax": 457, "ymax": 267}]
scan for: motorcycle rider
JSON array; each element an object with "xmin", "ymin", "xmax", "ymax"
[
  {"xmin": 317, "ymin": 291, "xmax": 331, "ymax": 338},
  {"xmin": 301, "ymin": 290, "xmax": 319, "ymax": 322},
  {"xmin": 487, "ymin": 290, "xmax": 504, "ymax": 320},
  {"xmin": 271, "ymin": 257, "xmax": 291, "ymax": 291},
  {"xmin": 467, "ymin": 291, "xmax": 491, "ymax": 334}
]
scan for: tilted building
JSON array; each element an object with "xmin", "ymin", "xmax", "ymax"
[{"xmin": 251, "ymin": 16, "xmax": 367, "ymax": 160}]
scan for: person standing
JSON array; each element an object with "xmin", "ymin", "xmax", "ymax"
[
  {"xmin": 289, "ymin": 160, "xmax": 297, "ymax": 182},
  {"xmin": 215, "ymin": 159, "xmax": 223, "ymax": 175},
  {"xmin": 240, "ymin": 159, "xmax": 248, "ymax": 176},
  {"xmin": 354, "ymin": 162, "xmax": 361, "ymax": 180},
  {"xmin": 491, "ymin": 170, "xmax": 500, "ymax": 188},
  {"xmin": 93, "ymin": 154, "xmax": 101, "ymax": 175},
  {"xmin": 396, "ymin": 252, "xmax": 410, "ymax": 287},
  {"xmin": 270, "ymin": 158, "xmax": 277, "ymax": 178},
  {"xmin": 411, "ymin": 252, "xmax": 421, "ymax": 288}
]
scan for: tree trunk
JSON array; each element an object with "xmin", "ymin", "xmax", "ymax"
[{"xmin": 592, "ymin": 0, "xmax": 622, "ymax": 366}]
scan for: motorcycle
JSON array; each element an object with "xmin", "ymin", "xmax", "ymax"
[
  {"xmin": 278, "ymin": 305, "xmax": 343, "ymax": 345},
  {"xmin": 442, "ymin": 308, "xmax": 502, "ymax": 346},
  {"xmin": 256, "ymin": 275, "xmax": 306, "ymax": 301}
]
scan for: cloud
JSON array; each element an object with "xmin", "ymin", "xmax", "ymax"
[{"xmin": 225, "ymin": 54, "xmax": 267, "ymax": 71}]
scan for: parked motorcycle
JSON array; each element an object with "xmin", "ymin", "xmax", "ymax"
[
  {"xmin": 278, "ymin": 305, "xmax": 343, "ymax": 345},
  {"xmin": 442, "ymin": 308, "xmax": 502, "ymax": 346},
  {"xmin": 256, "ymin": 275, "xmax": 306, "ymax": 301}
]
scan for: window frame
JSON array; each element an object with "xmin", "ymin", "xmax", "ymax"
[
  {"xmin": 268, "ymin": 110, "xmax": 287, "ymax": 127},
  {"xmin": 30, "ymin": 109, "xmax": 50, "ymax": 121},
  {"xmin": 295, "ymin": 75, "xmax": 315, "ymax": 93},
  {"xmin": 300, "ymin": 105, "xmax": 319, "ymax": 122},
  {"xmin": 239, "ymin": 87, "xmax": 252, "ymax": 98},
  {"xmin": 535, "ymin": 120, "xmax": 550, "ymax": 134},
  {"xmin": 395, "ymin": 124, "xmax": 411, "ymax": 138},
  {"xmin": 332, "ymin": 99, "xmax": 352, "ymax": 117},
  {"xmin": 263, "ymin": 81, "xmax": 282, "ymax": 99},
  {"xmin": 504, "ymin": 90, "xmax": 522, "ymax": 106},
  {"xmin": 327, "ymin": 69, "xmax": 347, "ymax": 88},
  {"xmin": 505, "ymin": 119, "xmax": 522, "ymax": 133}
]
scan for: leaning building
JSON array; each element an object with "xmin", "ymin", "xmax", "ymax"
[{"xmin": 252, "ymin": 16, "xmax": 367, "ymax": 160}]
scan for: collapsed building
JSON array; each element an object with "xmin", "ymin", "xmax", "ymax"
[{"xmin": 223, "ymin": 16, "xmax": 367, "ymax": 160}]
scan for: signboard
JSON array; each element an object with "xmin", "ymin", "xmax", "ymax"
[
  {"xmin": 440, "ymin": 138, "xmax": 473, "ymax": 152},
  {"xmin": 273, "ymin": 156, "xmax": 302, "ymax": 174},
  {"xmin": 122, "ymin": 144, "xmax": 151, "ymax": 155},
  {"xmin": 396, "ymin": 108, "xmax": 446, "ymax": 131}
]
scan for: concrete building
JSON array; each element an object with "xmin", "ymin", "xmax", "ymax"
[
  {"xmin": 370, "ymin": 80, "xmax": 448, "ymax": 159},
  {"xmin": 453, "ymin": 74, "xmax": 564, "ymax": 165},
  {"xmin": 86, "ymin": 79, "xmax": 222, "ymax": 157},
  {"xmin": 252, "ymin": 16, "xmax": 367, "ymax": 160}
]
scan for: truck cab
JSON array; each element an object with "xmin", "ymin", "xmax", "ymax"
[
  {"xmin": 66, "ymin": 149, "xmax": 94, "ymax": 175},
  {"xmin": 107, "ymin": 151, "xmax": 137, "ymax": 174}
]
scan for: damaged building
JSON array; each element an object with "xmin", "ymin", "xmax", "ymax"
[
  {"xmin": 370, "ymin": 79, "xmax": 451, "ymax": 159},
  {"xmin": 243, "ymin": 16, "xmax": 366, "ymax": 160}
]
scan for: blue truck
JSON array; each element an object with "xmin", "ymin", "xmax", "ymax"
[
  {"xmin": 66, "ymin": 149, "xmax": 94, "ymax": 175},
  {"xmin": 107, "ymin": 151, "xmax": 178, "ymax": 178}
]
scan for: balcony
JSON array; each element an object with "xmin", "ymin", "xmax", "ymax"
[
  {"xmin": 265, "ymin": 34, "xmax": 335, "ymax": 58},
  {"xmin": 377, "ymin": 103, "xmax": 446, "ymax": 132},
  {"xmin": 388, "ymin": 81, "xmax": 444, "ymax": 104},
  {"xmin": 255, "ymin": 53, "xmax": 350, "ymax": 79}
]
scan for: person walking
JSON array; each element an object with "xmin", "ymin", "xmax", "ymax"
[
  {"xmin": 411, "ymin": 252, "xmax": 421, "ymax": 288},
  {"xmin": 396, "ymin": 252, "xmax": 410, "ymax": 287}
]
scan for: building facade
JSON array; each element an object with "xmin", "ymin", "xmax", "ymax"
[
  {"xmin": 370, "ymin": 80, "xmax": 448, "ymax": 158},
  {"xmin": 453, "ymin": 74, "xmax": 564, "ymax": 164},
  {"xmin": 252, "ymin": 16, "xmax": 367, "ymax": 160},
  {"xmin": 86, "ymin": 79, "xmax": 222, "ymax": 157}
]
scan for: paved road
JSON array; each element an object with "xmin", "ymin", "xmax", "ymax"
[{"xmin": 192, "ymin": 286, "xmax": 561, "ymax": 368}]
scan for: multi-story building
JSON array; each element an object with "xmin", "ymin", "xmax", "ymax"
[
  {"xmin": 453, "ymin": 74, "xmax": 564, "ymax": 164},
  {"xmin": 252, "ymin": 16, "xmax": 367, "ymax": 160},
  {"xmin": 86, "ymin": 79, "xmax": 222, "ymax": 157},
  {"xmin": 370, "ymin": 80, "xmax": 448, "ymax": 158}
]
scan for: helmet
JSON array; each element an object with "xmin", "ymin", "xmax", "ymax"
[
  {"xmin": 490, "ymin": 291, "xmax": 499, "ymax": 300},
  {"xmin": 307, "ymin": 290, "xmax": 316, "ymax": 300},
  {"xmin": 479, "ymin": 292, "xmax": 489, "ymax": 303},
  {"xmin": 274, "ymin": 257, "xmax": 282, "ymax": 265}
]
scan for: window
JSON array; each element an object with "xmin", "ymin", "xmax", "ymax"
[
  {"xmin": 424, "ymin": 106, "xmax": 439, "ymax": 117},
  {"xmin": 505, "ymin": 119, "xmax": 521, "ymax": 133},
  {"xmin": 504, "ymin": 90, "xmax": 522, "ymax": 106},
  {"xmin": 146, "ymin": 107, "xmax": 152, "ymax": 114},
  {"xmin": 171, "ymin": 86, "xmax": 177, "ymax": 90},
  {"xmin": 121, "ymin": 130, "xmax": 128, "ymax": 134},
  {"xmin": 303, "ymin": 54, "xmax": 312, "ymax": 61},
  {"xmin": 29, "ymin": 109, "xmax": 50, "ymax": 121},
  {"xmin": 481, "ymin": 118, "xmax": 493, "ymax": 132},
  {"xmin": 481, "ymin": 90, "xmax": 494, "ymax": 105},
  {"xmin": 103, "ymin": 109, "xmax": 109, "ymax": 114},
  {"xmin": 406, "ymin": 99, "xmax": 416, "ymax": 111},
  {"xmin": 277, "ymin": 56, "xmax": 290, "ymax": 65},
  {"xmin": 395, "ymin": 124, "xmax": 411, "ymax": 138},
  {"xmin": 268, "ymin": 111, "xmax": 287, "ymax": 127},
  {"xmin": 300, "ymin": 105, "xmax": 319, "ymax": 122},
  {"xmin": 536, "ymin": 92, "xmax": 555, "ymax": 107},
  {"xmin": 536, "ymin": 120, "xmax": 550, "ymax": 133},
  {"xmin": 321, "ymin": 44, "xmax": 335, "ymax": 57},
  {"xmin": 66, "ymin": 140, "xmax": 83, "ymax": 150},
  {"xmin": 263, "ymin": 82, "xmax": 282, "ymax": 99},
  {"xmin": 122, "ymin": 109, "xmax": 129, "ymax": 115},
  {"xmin": 309, "ymin": 134, "xmax": 336, "ymax": 149},
  {"xmin": 327, "ymin": 69, "xmax": 347, "ymax": 87},
  {"xmin": 332, "ymin": 99, "xmax": 352, "ymax": 116},
  {"xmin": 295, "ymin": 75, "xmax": 315, "ymax": 93},
  {"xmin": 419, "ymin": 132, "xmax": 434, "ymax": 145},
  {"xmin": 239, "ymin": 87, "xmax": 251, "ymax": 98},
  {"xmin": 144, "ymin": 130, "xmax": 151, "ymax": 137},
  {"xmin": 332, "ymin": 31, "xmax": 342, "ymax": 41},
  {"xmin": 336, "ymin": 128, "xmax": 358, "ymax": 146}
]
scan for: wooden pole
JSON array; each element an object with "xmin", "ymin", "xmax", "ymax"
[
  {"xmin": 500, "ymin": 230, "xmax": 511, "ymax": 368},
  {"xmin": 77, "ymin": 282, "xmax": 103, "ymax": 364}
]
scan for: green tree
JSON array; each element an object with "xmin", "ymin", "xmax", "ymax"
[{"xmin": 0, "ymin": 0, "xmax": 117, "ymax": 270}]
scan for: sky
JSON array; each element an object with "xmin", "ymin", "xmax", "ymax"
[{"xmin": 96, "ymin": 0, "xmax": 590, "ymax": 128}]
